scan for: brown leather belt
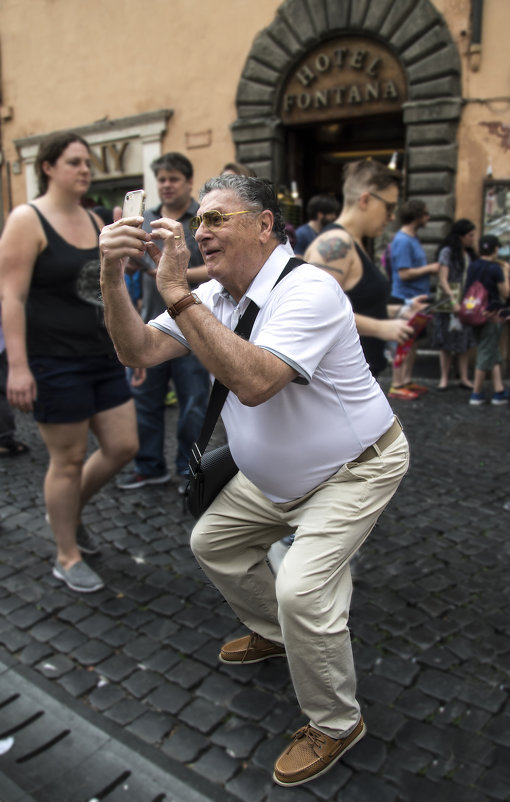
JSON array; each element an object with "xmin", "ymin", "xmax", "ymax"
[{"xmin": 356, "ymin": 418, "xmax": 402, "ymax": 463}]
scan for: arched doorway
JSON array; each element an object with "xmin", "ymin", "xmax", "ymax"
[
  {"xmin": 232, "ymin": 0, "xmax": 462, "ymax": 255},
  {"xmin": 279, "ymin": 34, "xmax": 408, "ymax": 223}
]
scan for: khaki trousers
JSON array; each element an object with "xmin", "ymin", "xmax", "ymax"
[{"xmin": 190, "ymin": 429, "xmax": 409, "ymax": 738}]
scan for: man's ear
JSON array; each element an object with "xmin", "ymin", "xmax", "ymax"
[{"xmin": 259, "ymin": 209, "xmax": 274, "ymax": 242}]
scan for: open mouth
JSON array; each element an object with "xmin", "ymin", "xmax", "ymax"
[{"xmin": 203, "ymin": 247, "xmax": 221, "ymax": 257}]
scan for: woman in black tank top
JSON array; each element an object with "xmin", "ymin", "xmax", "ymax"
[
  {"xmin": 0, "ymin": 132, "xmax": 138, "ymax": 593},
  {"xmin": 305, "ymin": 160, "xmax": 427, "ymax": 378}
]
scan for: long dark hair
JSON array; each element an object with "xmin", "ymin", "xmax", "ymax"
[
  {"xmin": 34, "ymin": 131, "xmax": 90, "ymax": 195},
  {"xmin": 437, "ymin": 218, "xmax": 476, "ymax": 265}
]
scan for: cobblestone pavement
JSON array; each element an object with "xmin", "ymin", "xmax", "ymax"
[{"xmin": 1, "ymin": 376, "xmax": 509, "ymax": 802}]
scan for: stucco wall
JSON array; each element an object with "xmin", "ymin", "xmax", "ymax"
[
  {"xmin": 1, "ymin": 0, "xmax": 509, "ymax": 229},
  {"xmin": 438, "ymin": 0, "xmax": 510, "ymax": 224},
  {"xmin": 0, "ymin": 0, "xmax": 279, "ymax": 208}
]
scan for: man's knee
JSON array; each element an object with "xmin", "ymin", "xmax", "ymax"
[
  {"xmin": 275, "ymin": 571, "xmax": 308, "ymax": 618},
  {"xmin": 190, "ymin": 523, "xmax": 209, "ymax": 562}
]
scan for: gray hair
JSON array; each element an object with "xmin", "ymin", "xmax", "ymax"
[{"xmin": 199, "ymin": 175, "xmax": 287, "ymax": 244}]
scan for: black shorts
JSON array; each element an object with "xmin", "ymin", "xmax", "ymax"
[{"xmin": 30, "ymin": 354, "xmax": 132, "ymax": 424}]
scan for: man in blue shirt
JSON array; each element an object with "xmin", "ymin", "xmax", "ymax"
[{"xmin": 388, "ymin": 199, "xmax": 439, "ymax": 399}]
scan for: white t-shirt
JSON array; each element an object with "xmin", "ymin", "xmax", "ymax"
[{"xmin": 150, "ymin": 245, "xmax": 394, "ymax": 502}]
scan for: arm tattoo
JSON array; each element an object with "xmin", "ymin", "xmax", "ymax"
[{"xmin": 317, "ymin": 236, "xmax": 352, "ymax": 264}]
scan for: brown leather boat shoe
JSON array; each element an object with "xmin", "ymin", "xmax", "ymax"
[
  {"xmin": 219, "ymin": 631, "xmax": 286, "ymax": 664},
  {"xmin": 273, "ymin": 717, "xmax": 366, "ymax": 786}
]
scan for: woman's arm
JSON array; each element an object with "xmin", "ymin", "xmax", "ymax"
[
  {"xmin": 354, "ymin": 313, "xmax": 413, "ymax": 344},
  {"xmin": 305, "ymin": 229, "xmax": 355, "ymax": 288},
  {"xmin": 0, "ymin": 205, "xmax": 44, "ymax": 411},
  {"xmin": 306, "ymin": 231, "xmax": 415, "ymax": 343},
  {"xmin": 497, "ymin": 261, "xmax": 510, "ymax": 301}
]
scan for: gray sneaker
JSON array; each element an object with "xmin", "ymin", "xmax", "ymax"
[
  {"xmin": 76, "ymin": 523, "xmax": 100, "ymax": 555},
  {"xmin": 53, "ymin": 560, "xmax": 104, "ymax": 593}
]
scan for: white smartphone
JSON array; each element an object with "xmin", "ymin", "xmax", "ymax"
[{"xmin": 122, "ymin": 189, "xmax": 146, "ymax": 218}]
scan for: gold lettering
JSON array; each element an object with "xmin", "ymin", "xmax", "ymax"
[
  {"xmin": 366, "ymin": 57, "xmax": 382, "ymax": 77},
  {"xmin": 383, "ymin": 80, "xmax": 398, "ymax": 99},
  {"xmin": 334, "ymin": 86, "xmax": 347, "ymax": 104},
  {"xmin": 350, "ymin": 50, "xmax": 367, "ymax": 70},
  {"xmin": 296, "ymin": 65, "xmax": 316, "ymax": 87},
  {"xmin": 365, "ymin": 82, "xmax": 380, "ymax": 100},
  {"xmin": 334, "ymin": 48, "xmax": 348, "ymax": 68},
  {"xmin": 315, "ymin": 53, "xmax": 330, "ymax": 73},
  {"xmin": 108, "ymin": 142, "xmax": 129, "ymax": 172},
  {"xmin": 348, "ymin": 85, "xmax": 362, "ymax": 103},
  {"xmin": 297, "ymin": 93, "xmax": 312, "ymax": 109},
  {"xmin": 315, "ymin": 89, "xmax": 329, "ymax": 108},
  {"xmin": 89, "ymin": 146, "xmax": 108, "ymax": 174}
]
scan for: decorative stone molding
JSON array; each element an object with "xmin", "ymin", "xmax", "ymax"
[
  {"xmin": 233, "ymin": 0, "xmax": 462, "ymax": 243},
  {"xmin": 15, "ymin": 110, "xmax": 173, "ymax": 205}
]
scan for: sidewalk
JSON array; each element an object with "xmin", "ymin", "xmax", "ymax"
[{"xmin": 1, "ymin": 376, "xmax": 509, "ymax": 802}]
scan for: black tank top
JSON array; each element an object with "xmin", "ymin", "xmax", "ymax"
[
  {"xmin": 26, "ymin": 205, "xmax": 115, "ymax": 357},
  {"xmin": 327, "ymin": 223, "xmax": 389, "ymax": 377}
]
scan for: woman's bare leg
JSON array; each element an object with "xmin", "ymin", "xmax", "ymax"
[
  {"xmin": 80, "ymin": 399, "xmax": 138, "ymax": 510},
  {"xmin": 38, "ymin": 420, "xmax": 90, "ymax": 569},
  {"xmin": 438, "ymin": 350, "xmax": 451, "ymax": 388},
  {"xmin": 457, "ymin": 352, "xmax": 473, "ymax": 388}
]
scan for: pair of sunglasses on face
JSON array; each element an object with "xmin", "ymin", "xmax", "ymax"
[{"xmin": 189, "ymin": 210, "xmax": 252, "ymax": 236}]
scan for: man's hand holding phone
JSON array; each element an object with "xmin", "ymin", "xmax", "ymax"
[{"xmin": 122, "ymin": 189, "xmax": 146, "ymax": 221}]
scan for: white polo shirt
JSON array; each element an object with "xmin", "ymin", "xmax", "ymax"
[{"xmin": 150, "ymin": 244, "xmax": 394, "ymax": 502}]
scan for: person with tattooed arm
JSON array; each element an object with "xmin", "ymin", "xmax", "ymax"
[{"xmin": 305, "ymin": 160, "xmax": 427, "ymax": 378}]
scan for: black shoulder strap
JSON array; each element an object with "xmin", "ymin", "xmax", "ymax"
[
  {"xmin": 190, "ymin": 256, "xmax": 304, "ymax": 468},
  {"xmin": 86, "ymin": 210, "xmax": 102, "ymax": 236}
]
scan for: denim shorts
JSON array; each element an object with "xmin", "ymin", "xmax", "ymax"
[{"xmin": 30, "ymin": 354, "xmax": 132, "ymax": 424}]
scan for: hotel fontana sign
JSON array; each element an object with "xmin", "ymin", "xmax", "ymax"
[{"xmin": 280, "ymin": 37, "xmax": 407, "ymax": 124}]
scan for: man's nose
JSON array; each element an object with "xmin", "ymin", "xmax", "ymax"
[{"xmin": 195, "ymin": 221, "xmax": 208, "ymax": 242}]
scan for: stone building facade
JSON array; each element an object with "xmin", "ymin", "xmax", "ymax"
[{"xmin": 1, "ymin": 0, "xmax": 509, "ymax": 258}]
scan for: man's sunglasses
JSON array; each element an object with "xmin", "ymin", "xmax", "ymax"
[
  {"xmin": 369, "ymin": 192, "xmax": 398, "ymax": 218},
  {"xmin": 189, "ymin": 210, "xmax": 252, "ymax": 236}
]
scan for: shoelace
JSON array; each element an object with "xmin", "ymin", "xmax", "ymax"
[
  {"xmin": 294, "ymin": 725, "xmax": 326, "ymax": 752},
  {"xmin": 241, "ymin": 632, "xmax": 263, "ymax": 663}
]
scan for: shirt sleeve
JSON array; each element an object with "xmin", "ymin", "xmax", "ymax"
[
  {"xmin": 254, "ymin": 270, "xmax": 352, "ymax": 382},
  {"xmin": 391, "ymin": 236, "xmax": 414, "ymax": 272}
]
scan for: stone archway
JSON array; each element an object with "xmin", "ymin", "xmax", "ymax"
[{"xmin": 232, "ymin": 0, "xmax": 462, "ymax": 250}]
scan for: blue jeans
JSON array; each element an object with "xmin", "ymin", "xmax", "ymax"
[{"xmin": 129, "ymin": 354, "xmax": 209, "ymax": 478}]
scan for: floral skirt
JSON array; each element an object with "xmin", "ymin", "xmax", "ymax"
[{"xmin": 430, "ymin": 313, "xmax": 476, "ymax": 354}]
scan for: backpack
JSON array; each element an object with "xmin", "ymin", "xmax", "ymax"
[{"xmin": 458, "ymin": 280, "xmax": 489, "ymax": 326}]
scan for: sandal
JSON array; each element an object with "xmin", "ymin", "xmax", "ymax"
[{"xmin": 0, "ymin": 439, "xmax": 30, "ymax": 457}]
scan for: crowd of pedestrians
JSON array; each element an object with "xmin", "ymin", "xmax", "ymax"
[{"xmin": 0, "ymin": 131, "xmax": 509, "ymax": 790}]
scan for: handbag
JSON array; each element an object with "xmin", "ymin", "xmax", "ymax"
[{"xmin": 186, "ymin": 256, "xmax": 303, "ymax": 519}]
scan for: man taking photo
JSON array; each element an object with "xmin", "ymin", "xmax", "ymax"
[{"xmin": 99, "ymin": 175, "xmax": 409, "ymax": 788}]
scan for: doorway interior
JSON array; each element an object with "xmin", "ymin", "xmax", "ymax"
[{"xmin": 284, "ymin": 112, "xmax": 405, "ymax": 218}]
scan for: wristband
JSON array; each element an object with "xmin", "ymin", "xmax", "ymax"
[{"xmin": 167, "ymin": 292, "xmax": 202, "ymax": 319}]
